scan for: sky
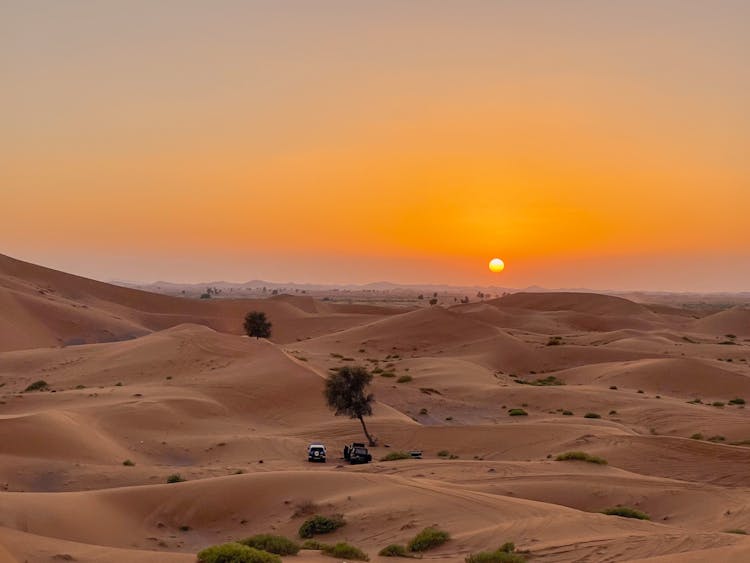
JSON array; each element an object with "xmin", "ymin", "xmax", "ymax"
[{"xmin": 2, "ymin": 1, "xmax": 749, "ymax": 291}]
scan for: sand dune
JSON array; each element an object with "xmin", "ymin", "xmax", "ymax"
[{"xmin": 1, "ymin": 257, "xmax": 750, "ymax": 562}]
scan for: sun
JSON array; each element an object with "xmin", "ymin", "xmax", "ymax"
[{"xmin": 489, "ymin": 258, "xmax": 505, "ymax": 273}]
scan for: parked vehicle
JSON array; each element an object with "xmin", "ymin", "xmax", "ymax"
[
  {"xmin": 307, "ymin": 443, "xmax": 327, "ymax": 462},
  {"xmin": 344, "ymin": 442, "xmax": 372, "ymax": 464}
]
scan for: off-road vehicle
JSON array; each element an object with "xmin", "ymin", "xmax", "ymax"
[{"xmin": 307, "ymin": 443, "xmax": 327, "ymax": 462}]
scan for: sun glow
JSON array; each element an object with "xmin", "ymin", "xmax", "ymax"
[{"xmin": 489, "ymin": 258, "xmax": 505, "ymax": 273}]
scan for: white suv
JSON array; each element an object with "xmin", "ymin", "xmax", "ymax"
[{"xmin": 307, "ymin": 443, "xmax": 327, "ymax": 463}]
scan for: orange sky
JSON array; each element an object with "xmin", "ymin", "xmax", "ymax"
[{"xmin": 3, "ymin": 1, "xmax": 749, "ymax": 290}]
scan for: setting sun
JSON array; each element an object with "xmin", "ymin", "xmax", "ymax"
[{"xmin": 489, "ymin": 258, "xmax": 505, "ymax": 273}]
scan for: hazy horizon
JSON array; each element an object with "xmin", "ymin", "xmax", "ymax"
[{"xmin": 4, "ymin": 1, "xmax": 749, "ymax": 292}]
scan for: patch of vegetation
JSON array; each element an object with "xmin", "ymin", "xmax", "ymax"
[
  {"xmin": 240, "ymin": 534, "xmax": 300, "ymax": 555},
  {"xmin": 712, "ymin": 401, "xmax": 725, "ymax": 407},
  {"xmin": 407, "ymin": 527, "xmax": 450, "ymax": 552},
  {"xmin": 583, "ymin": 412, "xmax": 601, "ymax": 419},
  {"xmin": 707, "ymin": 435, "xmax": 726, "ymax": 442},
  {"xmin": 690, "ymin": 433, "xmax": 704, "ymax": 440},
  {"xmin": 562, "ymin": 410, "xmax": 573, "ymax": 416},
  {"xmin": 729, "ymin": 397, "xmax": 746, "ymax": 405},
  {"xmin": 419, "ymin": 408, "xmax": 428, "ymax": 415},
  {"xmin": 379, "ymin": 544, "xmax": 410, "ymax": 557},
  {"xmin": 508, "ymin": 409, "xmax": 528, "ymax": 416},
  {"xmin": 725, "ymin": 529, "xmax": 748, "ymax": 535},
  {"xmin": 609, "ymin": 386, "xmax": 618, "ymax": 390},
  {"xmin": 298, "ymin": 514, "xmax": 345, "ymax": 538},
  {"xmin": 637, "ymin": 389, "xmax": 644, "ymax": 394},
  {"xmin": 381, "ymin": 451, "xmax": 411, "ymax": 461},
  {"xmin": 546, "ymin": 336, "xmax": 563, "ymax": 346},
  {"xmin": 24, "ymin": 380, "xmax": 49, "ymax": 392},
  {"xmin": 197, "ymin": 543, "xmax": 281, "ymax": 563},
  {"xmin": 516, "ymin": 375, "xmax": 564, "ymax": 386},
  {"xmin": 380, "ymin": 371, "xmax": 396, "ymax": 378},
  {"xmin": 166, "ymin": 473, "xmax": 185, "ymax": 483},
  {"xmin": 122, "ymin": 459, "xmax": 135, "ymax": 466},
  {"xmin": 555, "ymin": 451, "xmax": 607, "ymax": 465},
  {"xmin": 465, "ymin": 543, "xmax": 526, "ymax": 563},
  {"xmin": 687, "ymin": 398, "xmax": 703, "ymax": 404},
  {"xmin": 419, "ymin": 387, "xmax": 442, "ymax": 395},
  {"xmin": 321, "ymin": 542, "xmax": 369, "ymax": 561},
  {"xmin": 601, "ymin": 507, "xmax": 650, "ymax": 520},
  {"xmin": 396, "ymin": 375, "xmax": 413, "ymax": 383},
  {"xmin": 608, "ymin": 410, "xmax": 617, "ymax": 415},
  {"xmin": 437, "ymin": 450, "xmax": 450, "ymax": 457},
  {"xmin": 301, "ymin": 539, "xmax": 325, "ymax": 550}
]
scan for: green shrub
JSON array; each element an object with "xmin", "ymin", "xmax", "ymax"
[
  {"xmin": 301, "ymin": 539, "xmax": 325, "ymax": 550},
  {"xmin": 725, "ymin": 529, "xmax": 747, "ymax": 535},
  {"xmin": 321, "ymin": 542, "xmax": 369, "ymax": 560},
  {"xmin": 408, "ymin": 527, "xmax": 450, "ymax": 552},
  {"xmin": 379, "ymin": 544, "xmax": 409, "ymax": 557},
  {"xmin": 240, "ymin": 534, "xmax": 300, "ymax": 555},
  {"xmin": 713, "ymin": 402, "xmax": 725, "ymax": 407},
  {"xmin": 465, "ymin": 552, "xmax": 526, "ymax": 563},
  {"xmin": 397, "ymin": 375, "xmax": 413, "ymax": 383},
  {"xmin": 516, "ymin": 375, "xmax": 564, "ymax": 386},
  {"xmin": 197, "ymin": 542, "xmax": 281, "ymax": 563},
  {"xmin": 381, "ymin": 451, "xmax": 411, "ymax": 461},
  {"xmin": 601, "ymin": 507, "xmax": 650, "ymax": 520},
  {"xmin": 122, "ymin": 459, "xmax": 135, "ymax": 466},
  {"xmin": 583, "ymin": 412, "xmax": 601, "ymax": 419},
  {"xmin": 166, "ymin": 473, "xmax": 185, "ymax": 483},
  {"xmin": 508, "ymin": 409, "xmax": 527, "ymax": 416},
  {"xmin": 690, "ymin": 433, "xmax": 704, "ymax": 440},
  {"xmin": 707, "ymin": 435, "xmax": 726, "ymax": 442},
  {"xmin": 562, "ymin": 410, "xmax": 573, "ymax": 416},
  {"xmin": 24, "ymin": 380, "xmax": 49, "ymax": 392},
  {"xmin": 380, "ymin": 371, "xmax": 396, "ymax": 378},
  {"xmin": 729, "ymin": 398, "xmax": 746, "ymax": 405},
  {"xmin": 555, "ymin": 451, "xmax": 607, "ymax": 465},
  {"xmin": 298, "ymin": 514, "xmax": 345, "ymax": 538}
]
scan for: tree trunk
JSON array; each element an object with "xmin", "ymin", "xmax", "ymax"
[{"xmin": 358, "ymin": 415, "xmax": 376, "ymax": 446}]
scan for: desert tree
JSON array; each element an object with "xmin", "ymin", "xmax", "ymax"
[
  {"xmin": 243, "ymin": 311, "xmax": 272, "ymax": 339},
  {"xmin": 324, "ymin": 366, "xmax": 376, "ymax": 446}
]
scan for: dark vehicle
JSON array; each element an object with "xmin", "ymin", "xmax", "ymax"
[
  {"xmin": 308, "ymin": 443, "xmax": 327, "ymax": 462},
  {"xmin": 344, "ymin": 442, "xmax": 372, "ymax": 464}
]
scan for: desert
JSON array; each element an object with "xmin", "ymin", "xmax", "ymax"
[{"xmin": 1, "ymin": 253, "xmax": 750, "ymax": 562}]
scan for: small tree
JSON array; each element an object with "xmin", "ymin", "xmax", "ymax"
[
  {"xmin": 244, "ymin": 311, "xmax": 272, "ymax": 339},
  {"xmin": 324, "ymin": 366, "xmax": 376, "ymax": 446}
]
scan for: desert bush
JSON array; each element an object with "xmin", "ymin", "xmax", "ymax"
[
  {"xmin": 690, "ymin": 433, "xmax": 704, "ymax": 440},
  {"xmin": 465, "ymin": 545, "xmax": 526, "ymax": 563},
  {"xmin": 687, "ymin": 398, "xmax": 703, "ymax": 404},
  {"xmin": 379, "ymin": 544, "xmax": 409, "ymax": 557},
  {"xmin": 397, "ymin": 375, "xmax": 413, "ymax": 383},
  {"xmin": 508, "ymin": 409, "xmax": 527, "ymax": 416},
  {"xmin": 408, "ymin": 527, "xmax": 450, "ymax": 552},
  {"xmin": 712, "ymin": 402, "xmax": 725, "ymax": 407},
  {"xmin": 419, "ymin": 408, "xmax": 428, "ymax": 415},
  {"xmin": 122, "ymin": 459, "xmax": 135, "ymax": 466},
  {"xmin": 555, "ymin": 451, "xmax": 607, "ymax": 465},
  {"xmin": 298, "ymin": 514, "xmax": 345, "ymax": 538},
  {"xmin": 707, "ymin": 435, "xmax": 726, "ymax": 442},
  {"xmin": 166, "ymin": 473, "xmax": 185, "ymax": 483},
  {"xmin": 24, "ymin": 380, "xmax": 49, "ymax": 392},
  {"xmin": 608, "ymin": 410, "xmax": 617, "ymax": 415},
  {"xmin": 244, "ymin": 311, "xmax": 272, "ymax": 339},
  {"xmin": 601, "ymin": 507, "xmax": 650, "ymax": 520},
  {"xmin": 729, "ymin": 397, "xmax": 746, "ymax": 405},
  {"xmin": 380, "ymin": 371, "xmax": 396, "ymax": 378},
  {"xmin": 609, "ymin": 386, "xmax": 618, "ymax": 390},
  {"xmin": 381, "ymin": 451, "xmax": 411, "ymax": 461},
  {"xmin": 197, "ymin": 542, "xmax": 281, "ymax": 563},
  {"xmin": 546, "ymin": 336, "xmax": 563, "ymax": 346},
  {"xmin": 562, "ymin": 410, "xmax": 573, "ymax": 416},
  {"xmin": 517, "ymin": 375, "xmax": 564, "ymax": 386},
  {"xmin": 301, "ymin": 539, "xmax": 325, "ymax": 550},
  {"xmin": 240, "ymin": 534, "xmax": 300, "ymax": 555},
  {"xmin": 637, "ymin": 389, "xmax": 644, "ymax": 394},
  {"xmin": 583, "ymin": 412, "xmax": 601, "ymax": 419},
  {"xmin": 725, "ymin": 529, "xmax": 748, "ymax": 535},
  {"xmin": 321, "ymin": 542, "xmax": 369, "ymax": 560},
  {"xmin": 437, "ymin": 450, "xmax": 450, "ymax": 457}
]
